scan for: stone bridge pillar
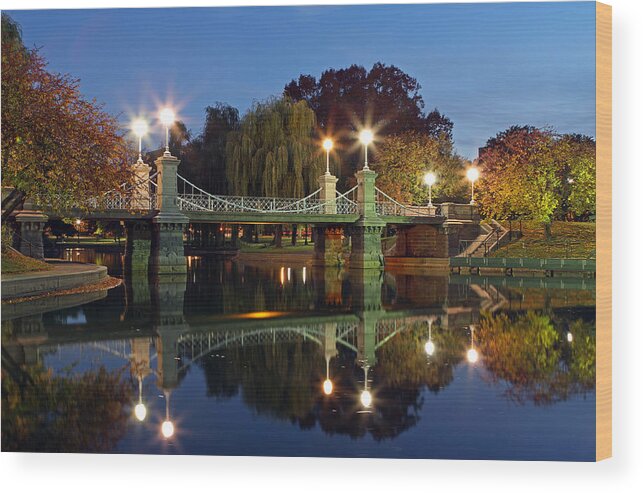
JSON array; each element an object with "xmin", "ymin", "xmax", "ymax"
[
  {"xmin": 319, "ymin": 172, "xmax": 338, "ymax": 214},
  {"xmin": 349, "ymin": 168, "xmax": 385, "ymax": 269},
  {"xmin": 132, "ymin": 159, "xmax": 152, "ymax": 210},
  {"xmin": 151, "ymin": 154, "xmax": 189, "ymax": 275},
  {"xmin": 14, "ymin": 198, "xmax": 48, "ymax": 260}
]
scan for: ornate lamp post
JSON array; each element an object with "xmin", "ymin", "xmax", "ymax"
[
  {"xmin": 359, "ymin": 129, "xmax": 374, "ymax": 170},
  {"xmin": 159, "ymin": 108, "xmax": 175, "ymax": 157},
  {"xmin": 467, "ymin": 167, "xmax": 480, "ymax": 205},
  {"xmin": 131, "ymin": 118, "xmax": 149, "ymax": 164},
  {"xmin": 323, "ymin": 138, "xmax": 333, "ymax": 175},
  {"xmin": 424, "ymin": 171, "xmax": 437, "ymax": 207}
]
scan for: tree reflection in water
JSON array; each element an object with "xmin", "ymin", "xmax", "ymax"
[
  {"xmin": 1, "ymin": 363, "xmax": 132, "ymax": 452},
  {"xmin": 476, "ymin": 311, "xmax": 596, "ymax": 405}
]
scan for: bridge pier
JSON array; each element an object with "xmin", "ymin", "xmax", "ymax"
[
  {"xmin": 14, "ymin": 199, "xmax": 48, "ymax": 260},
  {"xmin": 124, "ymin": 221, "xmax": 152, "ymax": 273},
  {"xmin": 348, "ymin": 168, "xmax": 385, "ymax": 270},
  {"xmin": 312, "ymin": 226, "xmax": 344, "ymax": 267}
]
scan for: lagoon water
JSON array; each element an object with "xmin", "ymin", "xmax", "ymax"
[{"xmin": 1, "ymin": 250, "xmax": 596, "ymax": 460}]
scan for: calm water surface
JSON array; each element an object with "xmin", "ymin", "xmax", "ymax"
[{"xmin": 2, "ymin": 251, "xmax": 596, "ymax": 460}]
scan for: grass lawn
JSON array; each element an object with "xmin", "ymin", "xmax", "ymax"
[
  {"xmin": 1, "ymin": 249, "xmax": 52, "ymax": 275},
  {"xmin": 239, "ymin": 238, "xmax": 314, "ymax": 253},
  {"xmin": 490, "ymin": 221, "xmax": 596, "ymax": 259},
  {"xmin": 53, "ymin": 236, "xmax": 123, "ymax": 245}
]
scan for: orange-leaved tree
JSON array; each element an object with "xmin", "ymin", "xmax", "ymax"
[{"xmin": 1, "ymin": 13, "xmax": 131, "ymax": 220}]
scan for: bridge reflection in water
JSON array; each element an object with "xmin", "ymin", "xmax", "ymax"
[{"xmin": 1, "ymin": 261, "xmax": 596, "ymax": 457}]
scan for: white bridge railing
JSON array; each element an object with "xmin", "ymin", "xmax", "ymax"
[
  {"xmin": 176, "ymin": 174, "xmax": 359, "ymax": 215},
  {"xmin": 375, "ymin": 187, "xmax": 440, "ymax": 217},
  {"xmin": 37, "ymin": 172, "xmax": 442, "ymax": 218}
]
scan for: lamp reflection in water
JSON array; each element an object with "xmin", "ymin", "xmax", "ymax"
[
  {"xmin": 360, "ymin": 365, "xmax": 372, "ymax": 408},
  {"xmin": 424, "ymin": 317, "xmax": 436, "ymax": 356},
  {"xmin": 466, "ymin": 325, "xmax": 479, "ymax": 364},
  {"xmin": 134, "ymin": 375, "xmax": 147, "ymax": 422},
  {"xmin": 161, "ymin": 391, "xmax": 175, "ymax": 439},
  {"xmin": 323, "ymin": 354, "xmax": 333, "ymax": 396}
]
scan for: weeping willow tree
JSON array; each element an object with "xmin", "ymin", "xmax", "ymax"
[{"xmin": 226, "ymin": 97, "xmax": 322, "ymax": 198}]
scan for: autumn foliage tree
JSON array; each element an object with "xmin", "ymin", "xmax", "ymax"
[
  {"xmin": 1, "ymin": 13, "xmax": 130, "ymax": 219},
  {"xmin": 477, "ymin": 126, "xmax": 596, "ymax": 238},
  {"xmin": 373, "ymin": 131, "xmax": 467, "ymax": 204}
]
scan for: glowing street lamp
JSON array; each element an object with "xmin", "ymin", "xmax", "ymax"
[
  {"xmin": 424, "ymin": 172, "xmax": 437, "ymax": 207},
  {"xmin": 159, "ymin": 107, "xmax": 175, "ymax": 156},
  {"xmin": 567, "ymin": 331, "xmax": 574, "ymax": 343},
  {"xmin": 131, "ymin": 118, "xmax": 149, "ymax": 163},
  {"xmin": 359, "ymin": 129, "xmax": 374, "ymax": 170},
  {"xmin": 466, "ymin": 167, "xmax": 480, "ymax": 205},
  {"xmin": 323, "ymin": 138, "xmax": 333, "ymax": 175}
]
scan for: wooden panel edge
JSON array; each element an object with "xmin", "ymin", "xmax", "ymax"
[{"xmin": 595, "ymin": 0, "xmax": 612, "ymax": 462}]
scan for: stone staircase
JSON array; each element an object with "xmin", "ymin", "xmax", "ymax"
[{"xmin": 459, "ymin": 219, "xmax": 518, "ymax": 257}]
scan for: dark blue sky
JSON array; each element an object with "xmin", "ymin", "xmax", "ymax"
[{"xmin": 8, "ymin": 2, "xmax": 596, "ymax": 158}]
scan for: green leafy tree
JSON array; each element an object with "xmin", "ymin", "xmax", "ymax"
[
  {"xmin": 555, "ymin": 134, "xmax": 596, "ymax": 220},
  {"xmin": 226, "ymin": 97, "xmax": 322, "ymax": 198},
  {"xmin": 477, "ymin": 126, "xmax": 561, "ymax": 238},
  {"xmin": 181, "ymin": 103, "xmax": 240, "ymax": 194},
  {"xmin": 1, "ymin": 13, "xmax": 130, "ymax": 219},
  {"xmin": 478, "ymin": 127, "xmax": 596, "ymax": 237},
  {"xmin": 373, "ymin": 131, "xmax": 467, "ymax": 204}
]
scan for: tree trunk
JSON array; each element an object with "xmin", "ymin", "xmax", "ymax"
[
  {"xmin": 544, "ymin": 221, "xmax": 552, "ymax": 240},
  {"xmin": 291, "ymin": 224, "xmax": 297, "ymax": 246},
  {"xmin": 242, "ymin": 225, "xmax": 253, "ymax": 242},
  {"xmin": 1, "ymin": 189, "xmax": 26, "ymax": 222},
  {"xmin": 303, "ymin": 224, "xmax": 308, "ymax": 245},
  {"xmin": 274, "ymin": 225, "xmax": 283, "ymax": 248}
]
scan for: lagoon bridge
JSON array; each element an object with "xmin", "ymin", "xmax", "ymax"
[{"xmin": 12, "ymin": 152, "xmax": 482, "ymax": 272}]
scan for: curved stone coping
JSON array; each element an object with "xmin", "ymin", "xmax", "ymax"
[
  {"xmin": 1, "ymin": 261, "xmax": 108, "ymax": 300},
  {"xmin": 1, "ymin": 289, "xmax": 108, "ymax": 321}
]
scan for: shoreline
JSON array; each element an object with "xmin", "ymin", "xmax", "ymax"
[{"xmin": 1, "ymin": 260, "xmax": 119, "ymax": 301}]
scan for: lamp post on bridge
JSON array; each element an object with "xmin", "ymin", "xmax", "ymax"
[
  {"xmin": 359, "ymin": 129, "xmax": 374, "ymax": 170},
  {"xmin": 132, "ymin": 118, "xmax": 149, "ymax": 163},
  {"xmin": 467, "ymin": 167, "xmax": 480, "ymax": 205},
  {"xmin": 159, "ymin": 108, "xmax": 175, "ymax": 157},
  {"xmin": 323, "ymin": 138, "xmax": 333, "ymax": 175},
  {"xmin": 424, "ymin": 171, "xmax": 437, "ymax": 207}
]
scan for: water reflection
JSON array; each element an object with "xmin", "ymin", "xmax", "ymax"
[{"xmin": 1, "ymin": 257, "xmax": 596, "ymax": 457}]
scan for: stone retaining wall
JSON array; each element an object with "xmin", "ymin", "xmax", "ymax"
[{"xmin": 1, "ymin": 262, "xmax": 108, "ymax": 300}]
